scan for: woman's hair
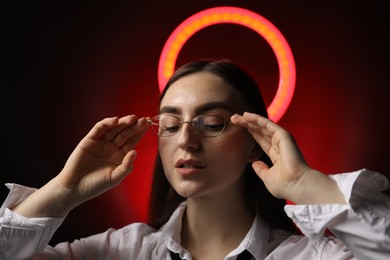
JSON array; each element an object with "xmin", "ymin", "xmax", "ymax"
[{"xmin": 148, "ymin": 59, "xmax": 297, "ymax": 232}]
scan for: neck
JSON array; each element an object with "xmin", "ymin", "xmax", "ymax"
[{"xmin": 181, "ymin": 188, "xmax": 255, "ymax": 259}]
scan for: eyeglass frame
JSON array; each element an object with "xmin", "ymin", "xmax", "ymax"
[{"xmin": 147, "ymin": 114, "xmax": 232, "ymax": 137}]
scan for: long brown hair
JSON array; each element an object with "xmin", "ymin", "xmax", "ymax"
[{"xmin": 148, "ymin": 59, "xmax": 297, "ymax": 232}]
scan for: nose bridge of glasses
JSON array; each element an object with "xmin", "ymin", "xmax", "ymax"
[
  {"xmin": 180, "ymin": 120, "xmax": 199, "ymax": 135},
  {"xmin": 149, "ymin": 115, "xmax": 231, "ymax": 137}
]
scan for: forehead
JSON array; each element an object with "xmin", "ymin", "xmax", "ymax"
[{"xmin": 160, "ymin": 72, "xmax": 244, "ymax": 112}]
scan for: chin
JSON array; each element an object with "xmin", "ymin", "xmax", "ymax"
[
  {"xmin": 176, "ymin": 189, "xmax": 198, "ymax": 199},
  {"xmin": 166, "ymin": 173, "xmax": 200, "ymax": 196},
  {"xmin": 174, "ymin": 184, "xmax": 204, "ymax": 199}
]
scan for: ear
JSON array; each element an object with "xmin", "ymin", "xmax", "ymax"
[{"xmin": 247, "ymin": 143, "xmax": 264, "ymax": 162}]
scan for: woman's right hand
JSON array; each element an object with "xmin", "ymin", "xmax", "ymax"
[{"xmin": 13, "ymin": 115, "xmax": 150, "ymax": 217}]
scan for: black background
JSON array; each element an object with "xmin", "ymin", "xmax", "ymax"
[{"xmin": 1, "ymin": 1, "xmax": 389, "ymax": 246}]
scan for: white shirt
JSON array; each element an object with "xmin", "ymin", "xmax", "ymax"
[{"xmin": 0, "ymin": 169, "xmax": 389, "ymax": 260}]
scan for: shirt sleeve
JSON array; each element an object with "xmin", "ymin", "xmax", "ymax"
[
  {"xmin": 0, "ymin": 183, "xmax": 65, "ymax": 260},
  {"xmin": 284, "ymin": 168, "xmax": 390, "ymax": 260}
]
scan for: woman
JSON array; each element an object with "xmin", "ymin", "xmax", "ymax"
[{"xmin": 0, "ymin": 59, "xmax": 389, "ymax": 259}]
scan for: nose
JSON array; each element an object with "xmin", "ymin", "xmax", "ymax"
[{"xmin": 177, "ymin": 121, "xmax": 200, "ymax": 151}]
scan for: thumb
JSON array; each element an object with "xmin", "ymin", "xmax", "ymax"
[
  {"xmin": 252, "ymin": 160, "xmax": 269, "ymax": 180},
  {"xmin": 111, "ymin": 150, "xmax": 137, "ymax": 184}
]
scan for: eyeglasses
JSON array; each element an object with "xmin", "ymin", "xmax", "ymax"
[{"xmin": 148, "ymin": 114, "xmax": 231, "ymax": 137}]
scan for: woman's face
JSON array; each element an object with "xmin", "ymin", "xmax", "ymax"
[{"xmin": 159, "ymin": 72, "xmax": 259, "ymax": 199}]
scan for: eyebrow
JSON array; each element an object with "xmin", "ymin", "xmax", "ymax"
[{"xmin": 159, "ymin": 102, "xmax": 235, "ymax": 115}]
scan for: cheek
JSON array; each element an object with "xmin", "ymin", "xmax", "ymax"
[
  {"xmin": 211, "ymin": 133, "xmax": 255, "ymax": 171},
  {"xmin": 223, "ymin": 131, "xmax": 254, "ymax": 157},
  {"xmin": 157, "ymin": 130, "xmax": 255, "ymax": 174},
  {"xmin": 217, "ymin": 143, "xmax": 250, "ymax": 169},
  {"xmin": 158, "ymin": 139, "xmax": 174, "ymax": 170}
]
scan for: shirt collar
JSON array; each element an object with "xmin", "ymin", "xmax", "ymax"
[
  {"xmin": 225, "ymin": 214, "xmax": 271, "ymax": 259},
  {"xmin": 155, "ymin": 201, "xmax": 289, "ymax": 259},
  {"xmin": 156, "ymin": 202, "xmax": 187, "ymax": 255}
]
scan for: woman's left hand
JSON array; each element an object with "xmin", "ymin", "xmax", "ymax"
[{"xmin": 231, "ymin": 112, "xmax": 345, "ymax": 204}]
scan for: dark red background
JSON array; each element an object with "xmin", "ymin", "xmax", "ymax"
[{"xmin": 1, "ymin": 1, "xmax": 389, "ymax": 246}]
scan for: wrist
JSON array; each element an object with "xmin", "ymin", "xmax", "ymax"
[
  {"xmin": 287, "ymin": 169, "xmax": 346, "ymax": 205},
  {"xmin": 12, "ymin": 177, "xmax": 78, "ymax": 218}
]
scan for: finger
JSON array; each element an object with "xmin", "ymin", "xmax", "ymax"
[
  {"xmin": 248, "ymin": 129, "xmax": 272, "ymax": 155},
  {"xmin": 112, "ymin": 118, "xmax": 150, "ymax": 149},
  {"xmin": 230, "ymin": 113, "xmax": 248, "ymax": 127},
  {"xmin": 103, "ymin": 115, "xmax": 138, "ymax": 142},
  {"xmin": 231, "ymin": 113, "xmax": 276, "ymax": 138},
  {"xmin": 231, "ymin": 114, "xmax": 274, "ymax": 153},
  {"xmin": 110, "ymin": 150, "xmax": 137, "ymax": 185},
  {"xmin": 120, "ymin": 119, "xmax": 150, "ymax": 152},
  {"xmin": 87, "ymin": 117, "xmax": 120, "ymax": 140},
  {"xmin": 243, "ymin": 113, "xmax": 290, "ymax": 152},
  {"xmin": 243, "ymin": 112, "xmax": 280, "ymax": 134}
]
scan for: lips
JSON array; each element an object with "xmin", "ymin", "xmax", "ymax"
[{"xmin": 175, "ymin": 159, "xmax": 206, "ymax": 169}]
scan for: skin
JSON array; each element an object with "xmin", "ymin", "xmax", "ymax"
[
  {"xmin": 158, "ymin": 72, "xmax": 260, "ymax": 199},
  {"xmin": 232, "ymin": 112, "xmax": 345, "ymax": 205},
  {"xmin": 12, "ymin": 115, "xmax": 150, "ymax": 217},
  {"xmin": 11, "ymin": 71, "xmax": 346, "ymax": 260},
  {"xmin": 159, "ymin": 72, "xmax": 261, "ymax": 259},
  {"xmin": 158, "ymin": 72, "xmax": 345, "ymax": 259}
]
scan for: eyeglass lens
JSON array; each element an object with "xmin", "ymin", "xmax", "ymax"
[{"xmin": 151, "ymin": 115, "xmax": 228, "ymax": 137}]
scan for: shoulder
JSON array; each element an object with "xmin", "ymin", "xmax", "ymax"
[
  {"xmin": 266, "ymin": 234, "xmax": 356, "ymax": 259},
  {"xmin": 80, "ymin": 222, "xmax": 166, "ymax": 259},
  {"xmin": 81, "ymin": 203, "xmax": 187, "ymax": 258},
  {"xmin": 104, "ymin": 222, "xmax": 161, "ymax": 245}
]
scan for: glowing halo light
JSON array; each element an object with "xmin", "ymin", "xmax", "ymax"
[{"xmin": 158, "ymin": 6, "xmax": 296, "ymax": 122}]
